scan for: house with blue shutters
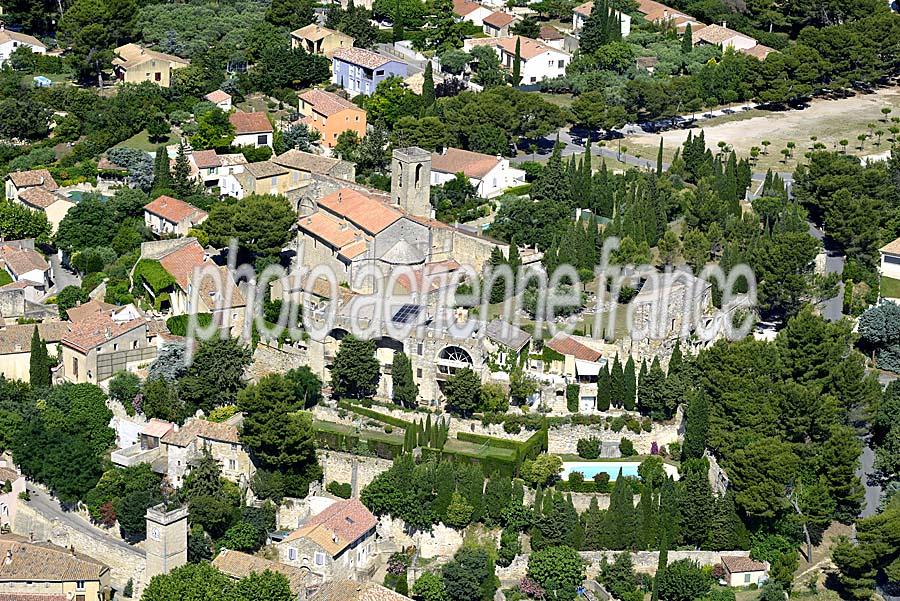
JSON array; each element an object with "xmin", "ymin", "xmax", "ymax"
[{"xmin": 331, "ymin": 47, "xmax": 407, "ymax": 96}]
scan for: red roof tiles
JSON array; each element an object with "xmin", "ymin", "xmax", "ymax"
[
  {"xmin": 229, "ymin": 111, "xmax": 273, "ymax": 135},
  {"xmin": 144, "ymin": 195, "xmax": 208, "ymax": 225}
]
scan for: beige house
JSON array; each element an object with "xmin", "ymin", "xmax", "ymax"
[
  {"xmin": 205, "ymin": 89, "xmax": 232, "ymax": 110},
  {"xmin": 60, "ymin": 308, "xmax": 155, "ymax": 385},
  {"xmin": 143, "ymin": 194, "xmax": 208, "ymax": 237},
  {"xmin": 112, "ymin": 43, "xmax": 189, "ymax": 87},
  {"xmin": 229, "ymin": 111, "xmax": 273, "ymax": 149},
  {"xmin": 311, "ymin": 581, "xmax": 410, "ymax": 601},
  {"xmin": 291, "ymin": 24, "xmax": 354, "ymax": 58},
  {"xmin": 881, "ymin": 236, "xmax": 900, "ymax": 301},
  {"xmin": 0, "ymin": 244, "xmax": 50, "ymax": 289},
  {"xmin": 5, "ymin": 168, "xmax": 58, "ymax": 200},
  {"xmin": 213, "ymin": 549, "xmax": 322, "ymax": 599},
  {"xmin": 0, "ymin": 321, "xmax": 69, "ymax": 383},
  {"xmin": 690, "ymin": 22, "xmax": 775, "ymax": 59},
  {"xmin": 17, "ymin": 186, "xmax": 74, "ymax": 233},
  {"xmin": 721, "ymin": 556, "xmax": 768, "ymax": 587},
  {"xmin": 160, "ymin": 415, "xmax": 253, "ymax": 488},
  {"xmin": 278, "ymin": 498, "xmax": 378, "ymax": 581},
  {"xmin": 0, "ymin": 456, "xmax": 25, "ymax": 529},
  {"xmin": 483, "ymin": 11, "xmax": 515, "ymax": 36},
  {"xmin": 0, "ymin": 534, "xmax": 112, "ymax": 601}
]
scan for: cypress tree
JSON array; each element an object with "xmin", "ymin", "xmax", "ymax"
[
  {"xmin": 678, "ymin": 463, "xmax": 714, "ymax": 548},
  {"xmin": 579, "ymin": 0, "xmax": 612, "ymax": 54},
  {"xmin": 152, "ymin": 145, "xmax": 172, "ymax": 193},
  {"xmin": 393, "ymin": 0, "xmax": 404, "ymax": 42},
  {"xmin": 669, "ymin": 340, "xmax": 683, "ymax": 375},
  {"xmin": 636, "ymin": 485, "xmax": 658, "ymax": 550},
  {"xmin": 511, "ymin": 37, "xmax": 522, "ymax": 85},
  {"xmin": 171, "ymin": 142, "xmax": 194, "ymax": 197},
  {"xmin": 682, "ymin": 392, "xmax": 709, "ymax": 460},
  {"xmin": 392, "ymin": 352, "xmax": 418, "ymax": 407},
  {"xmin": 623, "ymin": 356, "xmax": 636, "ymax": 411},
  {"xmin": 597, "ymin": 364, "xmax": 611, "ymax": 411},
  {"xmin": 681, "ymin": 23, "xmax": 693, "ymax": 54},
  {"xmin": 581, "ymin": 497, "xmax": 604, "ymax": 550},
  {"xmin": 29, "ymin": 327, "xmax": 51, "ymax": 388},
  {"xmin": 656, "ymin": 138, "xmax": 664, "ymax": 176},
  {"xmin": 533, "ymin": 485, "xmax": 544, "ymax": 517},
  {"xmin": 706, "ymin": 490, "xmax": 745, "ymax": 550},
  {"xmin": 488, "ymin": 246, "xmax": 510, "ymax": 303},
  {"xmin": 651, "ymin": 478, "xmax": 678, "ymax": 601},
  {"xmin": 422, "ymin": 61, "xmax": 435, "ymax": 108},
  {"xmin": 610, "ymin": 355, "xmax": 625, "ymax": 408}
]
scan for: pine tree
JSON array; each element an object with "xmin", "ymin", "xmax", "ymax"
[
  {"xmin": 511, "ymin": 37, "xmax": 521, "ymax": 85},
  {"xmin": 531, "ymin": 142, "xmax": 571, "ymax": 205},
  {"xmin": 29, "ymin": 326, "xmax": 51, "ymax": 388},
  {"xmin": 152, "ymin": 145, "xmax": 172, "ymax": 193},
  {"xmin": 597, "ymin": 365, "xmax": 611, "ymax": 411},
  {"xmin": 422, "ymin": 61, "xmax": 435, "ymax": 108},
  {"xmin": 623, "ymin": 356, "xmax": 636, "ymax": 411}
]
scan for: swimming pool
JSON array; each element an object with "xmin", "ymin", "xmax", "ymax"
[
  {"xmin": 561, "ymin": 461, "xmax": 680, "ymax": 481},
  {"xmin": 67, "ymin": 190, "xmax": 112, "ymax": 202}
]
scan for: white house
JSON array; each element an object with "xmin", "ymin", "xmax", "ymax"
[
  {"xmin": 453, "ymin": 0, "xmax": 493, "ymax": 26},
  {"xmin": 0, "ymin": 27, "xmax": 46, "ymax": 65},
  {"xmin": 691, "ymin": 23, "xmax": 756, "ymax": 51},
  {"xmin": 0, "ymin": 244, "xmax": 49, "ymax": 288},
  {"xmin": 143, "ymin": 195, "xmax": 208, "ymax": 237},
  {"xmin": 720, "ymin": 556, "xmax": 768, "ymax": 588},
  {"xmin": 464, "ymin": 36, "xmax": 571, "ymax": 84},
  {"xmin": 204, "ymin": 90, "xmax": 232, "ymax": 111},
  {"xmin": 431, "ymin": 147, "xmax": 526, "ymax": 198},
  {"xmin": 188, "ymin": 149, "xmax": 248, "ymax": 194},
  {"xmin": 229, "ymin": 111, "xmax": 273, "ymax": 149},
  {"xmin": 572, "ymin": 1, "xmax": 632, "ymax": 36},
  {"xmin": 879, "ymin": 236, "xmax": 900, "ymax": 300}
]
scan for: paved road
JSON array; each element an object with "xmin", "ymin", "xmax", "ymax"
[
  {"xmin": 48, "ymin": 252, "xmax": 80, "ymax": 294},
  {"xmin": 855, "ymin": 442, "xmax": 883, "ymax": 518},
  {"xmin": 26, "ymin": 485, "xmax": 143, "ymax": 556}
]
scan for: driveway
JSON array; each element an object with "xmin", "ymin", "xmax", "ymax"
[
  {"xmin": 48, "ymin": 252, "xmax": 80, "ymax": 294},
  {"xmin": 25, "ymin": 485, "xmax": 143, "ymax": 556}
]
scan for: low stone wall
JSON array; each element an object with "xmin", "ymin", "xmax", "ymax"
[
  {"xmin": 13, "ymin": 501, "xmax": 147, "ymax": 597},
  {"xmin": 317, "ymin": 450, "xmax": 393, "ymax": 496},
  {"xmin": 377, "ymin": 515, "xmax": 466, "ymax": 560},
  {"xmin": 248, "ymin": 342, "xmax": 310, "ymax": 382},
  {"xmin": 497, "ymin": 549, "xmax": 751, "ymax": 584},
  {"xmin": 547, "ymin": 407, "xmax": 684, "ymax": 456}
]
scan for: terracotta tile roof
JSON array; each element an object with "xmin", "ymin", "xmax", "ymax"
[
  {"xmin": 312, "ymin": 580, "xmax": 410, "ymax": 601},
  {"xmin": 274, "ymin": 148, "xmax": 344, "ymax": 175},
  {"xmin": 0, "ymin": 466, "xmax": 19, "ymax": 482},
  {"xmin": 192, "ymin": 149, "xmax": 222, "ymax": 170},
  {"xmin": 395, "ymin": 260, "xmax": 460, "ymax": 294},
  {"xmin": 431, "ymin": 147, "xmax": 500, "ymax": 179},
  {"xmin": 65, "ymin": 299, "xmax": 117, "ymax": 323},
  {"xmin": 18, "ymin": 186, "xmax": 64, "ymax": 209},
  {"xmin": 692, "ymin": 23, "xmax": 752, "ymax": 45},
  {"xmin": 196, "ymin": 266, "xmax": 246, "ymax": 310},
  {"xmin": 332, "ymin": 47, "xmax": 395, "ymax": 69},
  {"xmin": 574, "ymin": 1, "xmax": 592, "ymax": 16},
  {"xmin": 243, "ymin": 160, "xmax": 288, "ymax": 179},
  {"xmin": 142, "ymin": 419, "xmax": 174, "ymax": 438},
  {"xmin": 161, "ymin": 418, "xmax": 241, "ymax": 446},
  {"xmin": 338, "ymin": 239, "xmax": 368, "ymax": 260},
  {"xmin": 299, "ymin": 89, "xmax": 361, "ymax": 118},
  {"xmin": 881, "ymin": 236, "xmax": 900, "ymax": 255},
  {"xmin": 740, "ymin": 44, "xmax": 775, "ymax": 59},
  {"xmin": 0, "ymin": 322, "xmax": 70, "ymax": 355},
  {"xmin": 61, "ymin": 311, "xmax": 145, "ymax": 353},
  {"xmin": 144, "ymin": 195, "xmax": 208, "ymax": 225},
  {"xmin": 0, "ymin": 30, "xmax": 46, "ymax": 49},
  {"xmin": 292, "ymin": 24, "xmax": 345, "ymax": 42},
  {"xmin": 112, "ymin": 43, "xmax": 189, "ymax": 69},
  {"xmin": 219, "ymin": 153, "xmax": 248, "ymax": 167},
  {"xmin": 721, "ymin": 556, "xmax": 767, "ymax": 573},
  {"xmin": 158, "ymin": 240, "xmax": 206, "ymax": 290},
  {"xmin": 229, "ymin": 111, "xmax": 273, "ymax": 135},
  {"xmin": 8, "ymin": 169, "xmax": 58, "ymax": 190},
  {"xmin": 213, "ymin": 549, "xmax": 313, "ymax": 595},
  {"xmin": 298, "ymin": 211, "xmax": 361, "ymax": 249},
  {"xmin": 0, "ymin": 535, "xmax": 109, "ymax": 582},
  {"xmin": 317, "ymin": 188, "xmax": 402, "ymax": 235},
  {"xmin": 284, "ymin": 499, "xmax": 376, "ymax": 556},
  {"xmin": 160, "ymin": 419, "xmax": 201, "ymax": 447},
  {"xmin": 546, "ymin": 332, "xmax": 602, "ymax": 362},
  {"xmin": 473, "ymin": 36, "xmax": 565, "ymax": 61},
  {"xmin": 0, "ymin": 279, "xmax": 43, "ymax": 291},
  {"xmin": 0, "ymin": 245, "xmax": 48, "ymax": 276},
  {"xmin": 540, "ymin": 25, "xmax": 564, "ymax": 40},
  {"xmin": 484, "ymin": 11, "xmax": 515, "ymax": 28},
  {"xmin": 205, "ymin": 90, "xmax": 231, "ymax": 104},
  {"xmin": 453, "ymin": 0, "xmax": 483, "ymax": 16}
]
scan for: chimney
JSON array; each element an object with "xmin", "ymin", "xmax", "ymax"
[
  {"xmin": 104, "ymin": 327, "xmax": 111, "ymax": 340},
  {"xmin": 722, "ymin": 20, "xmax": 726, "ymax": 27},
  {"xmin": 69, "ymin": 545, "xmax": 76, "ymax": 557},
  {"xmin": 4, "ymin": 550, "xmax": 11, "ymax": 565},
  {"xmin": 338, "ymin": 191, "xmax": 342, "ymax": 204}
]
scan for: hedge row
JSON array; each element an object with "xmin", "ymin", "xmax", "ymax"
[
  {"xmin": 337, "ymin": 400, "xmax": 413, "ymax": 429},
  {"xmin": 455, "ymin": 425, "xmax": 548, "ymax": 467},
  {"xmin": 420, "ymin": 446, "xmax": 517, "ymax": 478},
  {"xmin": 314, "ymin": 429, "xmax": 404, "ymax": 460}
]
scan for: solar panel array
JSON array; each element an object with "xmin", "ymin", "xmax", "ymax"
[{"xmin": 392, "ymin": 304, "xmax": 423, "ymax": 324}]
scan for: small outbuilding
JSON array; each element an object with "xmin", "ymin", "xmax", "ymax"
[{"xmin": 720, "ymin": 555, "xmax": 768, "ymax": 587}]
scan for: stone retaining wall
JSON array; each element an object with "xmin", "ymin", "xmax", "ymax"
[
  {"xmin": 317, "ymin": 450, "xmax": 393, "ymax": 496},
  {"xmin": 547, "ymin": 407, "xmax": 684, "ymax": 456},
  {"xmin": 13, "ymin": 501, "xmax": 146, "ymax": 598}
]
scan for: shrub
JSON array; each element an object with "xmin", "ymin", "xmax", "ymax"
[
  {"xmin": 619, "ymin": 438, "xmax": 635, "ymax": 457},
  {"xmin": 576, "ymin": 437, "xmax": 601, "ymax": 459},
  {"xmin": 566, "ymin": 383, "xmax": 579, "ymax": 413},
  {"xmin": 610, "ymin": 415, "xmax": 626, "ymax": 432},
  {"xmin": 626, "ymin": 418, "xmax": 642, "ymax": 434},
  {"xmin": 641, "ymin": 418, "xmax": 652, "ymax": 432},
  {"xmin": 384, "ymin": 425, "xmax": 393, "ymax": 434},
  {"xmin": 326, "ymin": 481, "xmax": 352, "ymax": 499}
]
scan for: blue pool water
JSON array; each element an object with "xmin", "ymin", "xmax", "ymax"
[
  {"xmin": 67, "ymin": 190, "xmax": 112, "ymax": 202},
  {"xmin": 562, "ymin": 461, "xmax": 680, "ymax": 481}
]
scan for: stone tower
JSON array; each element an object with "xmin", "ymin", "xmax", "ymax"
[
  {"xmin": 391, "ymin": 147, "xmax": 432, "ymax": 218},
  {"xmin": 145, "ymin": 504, "xmax": 188, "ymax": 581}
]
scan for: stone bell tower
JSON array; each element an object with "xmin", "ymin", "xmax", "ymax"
[
  {"xmin": 145, "ymin": 503, "xmax": 188, "ymax": 581},
  {"xmin": 391, "ymin": 147, "xmax": 432, "ymax": 218}
]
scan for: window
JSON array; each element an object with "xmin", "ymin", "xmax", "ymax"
[
  {"xmin": 416, "ymin": 342, "xmax": 423, "ymax": 355},
  {"xmin": 885, "ymin": 254, "xmax": 900, "ymax": 265},
  {"xmin": 744, "ymin": 574, "xmax": 751, "ymax": 584},
  {"xmin": 257, "ymin": 134, "xmax": 268, "ymax": 146},
  {"xmin": 72, "ymin": 357, "xmax": 78, "ymax": 375},
  {"xmin": 315, "ymin": 552, "xmax": 325, "ymax": 565},
  {"xmin": 558, "ymin": 59, "xmax": 564, "ymax": 68},
  {"xmin": 228, "ymin": 459, "xmax": 236, "ymax": 470},
  {"xmin": 133, "ymin": 340, "xmax": 139, "ymax": 349},
  {"xmin": 416, "ymin": 368, "xmax": 422, "ymax": 378},
  {"xmin": 289, "ymin": 548, "xmax": 297, "ymax": 561},
  {"xmin": 113, "ymin": 343, "xmax": 118, "ymax": 351},
  {"xmin": 376, "ymin": 69, "xmax": 384, "ymax": 76},
  {"xmin": 155, "ymin": 72, "xmax": 161, "ymax": 81},
  {"xmin": 530, "ymin": 77, "xmax": 536, "ymax": 82},
  {"xmin": 76, "ymin": 581, "xmax": 85, "ymax": 591}
]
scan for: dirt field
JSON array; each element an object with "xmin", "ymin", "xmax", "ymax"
[{"xmin": 624, "ymin": 87, "xmax": 900, "ymax": 172}]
